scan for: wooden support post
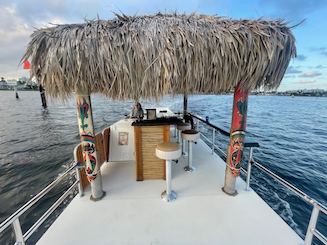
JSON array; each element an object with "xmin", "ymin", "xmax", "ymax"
[
  {"xmin": 39, "ymin": 85, "xmax": 47, "ymax": 108},
  {"xmin": 75, "ymin": 89, "xmax": 105, "ymax": 201},
  {"xmin": 183, "ymin": 94, "xmax": 188, "ymax": 119},
  {"xmin": 15, "ymin": 86, "xmax": 19, "ymax": 99},
  {"xmin": 223, "ymin": 82, "xmax": 249, "ymax": 195}
]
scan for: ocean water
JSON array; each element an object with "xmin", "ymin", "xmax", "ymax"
[{"xmin": 0, "ymin": 91, "xmax": 326, "ymax": 244}]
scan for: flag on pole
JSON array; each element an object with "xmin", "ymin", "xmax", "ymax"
[{"xmin": 23, "ymin": 60, "xmax": 30, "ymax": 69}]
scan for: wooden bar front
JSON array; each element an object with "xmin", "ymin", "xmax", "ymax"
[{"xmin": 134, "ymin": 125, "xmax": 170, "ymax": 181}]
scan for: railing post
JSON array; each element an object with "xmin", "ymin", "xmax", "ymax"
[
  {"xmin": 39, "ymin": 85, "xmax": 47, "ymax": 109},
  {"xmin": 194, "ymin": 118, "xmax": 199, "ymax": 130},
  {"xmin": 304, "ymin": 202, "xmax": 320, "ymax": 245},
  {"xmin": 12, "ymin": 218, "xmax": 25, "ymax": 245},
  {"xmin": 212, "ymin": 128, "xmax": 215, "ymax": 154},
  {"xmin": 246, "ymin": 147, "xmax": 253, "ymax": 191}
]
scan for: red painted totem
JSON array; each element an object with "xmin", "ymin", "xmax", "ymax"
[{"xmin": 227, "ymin": 83, "xmax": 248, "ymax": 176}]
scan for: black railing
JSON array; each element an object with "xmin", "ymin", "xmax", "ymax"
[
  {"xmin": 187, "ymin": 112, "xmax": 326, "ymax": 245},
  {"xmin": 189, "ymin": 113, "xmax": 230, "ymax": 137},
  {"xmin": 188, "ymin": 112, "xmax": 260, "ymax": 148},
  {"xmin": 0, "ymin": 161, "xmax": 81, "ymax": 244}
]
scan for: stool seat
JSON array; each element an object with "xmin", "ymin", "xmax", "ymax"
[
  {"xmin": 156, "ymin": 143, "xmax": 181, "ymax": 160},
  {"xmin": 155, "ymin": 143, "xmax": 180, "ymax": 202},
  {"xmin": 182, "ymin": 130, "xmax": 200, "ymax": 141},
  {"xmin": 177, "ymin": 122, "xmax": 191, "ymax": 131}
]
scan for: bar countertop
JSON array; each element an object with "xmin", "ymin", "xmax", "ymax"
[{"xmin": 131, "ymin": 117, "xmax": 183, "ymax": 126}]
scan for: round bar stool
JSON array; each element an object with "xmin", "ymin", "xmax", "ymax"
[
  {"xmin": 177, "ymin": 122, "xmax": 191, "ymax": 155},
  {"xmin": 155, "ymin": 143, "xmax": 181, "ymax": 202},
  {"xmin": 181, "ymin": 129, "xmax": 200, "ymax": 172}
]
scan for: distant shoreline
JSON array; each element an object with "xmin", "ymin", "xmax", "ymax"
[
  {"xmin": 251, "ymin": 94, "xmax": 327, "ymax": 97},
  {"xmin": 251, "ymin": 91, "xmax": 327, "ymax": 97},
  {"xmin": 1, "ymin": 89, "xmax": 326, "ymax": 97}
]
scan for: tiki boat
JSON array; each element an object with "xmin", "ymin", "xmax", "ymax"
[{"xmin": 1, "ymin": 14, "xmax": 327, "ymax": 245}]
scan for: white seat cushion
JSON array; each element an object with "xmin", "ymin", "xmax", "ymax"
[
  {"xmin": 156, "ymin": 143, "xmax": 181, "ymax": 160},
  {"xmin": 182, "ymin": 130, "xmax": 200, "ymax": 141}
]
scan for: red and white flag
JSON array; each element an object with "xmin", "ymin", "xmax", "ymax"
[{"xmin": 23, "ymin": 60, "xmax": 30, "ymax": 69}]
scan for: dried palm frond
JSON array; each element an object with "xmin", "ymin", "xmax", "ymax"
[{"xmin": 22, "ymin": 13, "xmax": 296, "ymax": 100}]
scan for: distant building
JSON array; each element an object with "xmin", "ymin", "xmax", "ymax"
[
  {"xmin": 0, "ymin": 77, "xmax": 10, "ymax": 90},
  {"xmin": 6, "ymin": 79, "xmax": 17, "ymax": 86},
  {"xmin": 0, "ymin": 77, "xmax": 6, "ymax": 85},
  {"xmin": 275, "ymin": 89, "xmax": 327, "ymax": 97}
]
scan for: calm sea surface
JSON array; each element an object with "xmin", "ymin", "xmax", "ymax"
[{"xmin": 0, "ymin": 91, "xmax": 326, "ymax": 244}]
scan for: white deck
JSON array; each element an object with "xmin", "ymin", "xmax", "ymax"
[{"xmin": 38, "ymin": 139, "xmax": 303, "ymax": 245}]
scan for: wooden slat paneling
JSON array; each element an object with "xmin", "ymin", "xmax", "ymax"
[
  {"xmin": 141, "ymin": 126, "xmax": 169, "ymax": 180},
  {"xmin": 95, "ymin": 133, "xmax": 105, "ymax": 168}
]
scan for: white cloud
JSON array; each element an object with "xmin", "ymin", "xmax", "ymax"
[
  {"xmin": 0, "ymin": 5, "xmax": 32, "ymax": 78},
  {"xmin": 4, "ymin": 5, "xmax": 16, "ymax": 14},
  {"xmin": 286, "ymin": 66, "xmax": 302, "ymax": 74},
  {"xmin": 0, "ymin": 0, "xmax": 208, "ymax": 79},
  {"xmin": 294, "ymin": 80, "xmax": 316, "ymax": 84},
  {"xmin": 299, "ymin": 71, "xmax": 322, "ymax": 78},
  {"xmin": 0, "ymin": 1, "xmax": 78, "ymax": 79}
]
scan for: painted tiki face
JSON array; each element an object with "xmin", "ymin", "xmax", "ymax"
[{"xmin": 231, "ymin": 136, "xmax": 244, "ymax": 168}]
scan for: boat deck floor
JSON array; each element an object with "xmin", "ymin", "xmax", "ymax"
[{"xmin": 38, "ymin": 139, "xmax": 303, "ymax": 245}]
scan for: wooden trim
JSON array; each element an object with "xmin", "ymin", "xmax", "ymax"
[
  {"xmin": 138, "ymin": 126, "xmax": 169, "ymax": 180},
  {"xmin": 102, "ymin": 127, "xmax": 110, "ymax": 162},
  {"xmin": 95, "ymin": 133, "xmax": 105, "ymax": 168},
  {"xmin": 134, "ymin": 126, "xmax": 143, "ymax": 181},
  {"xmin": 163, "ymin": 125, "xmax": 170, "ymax": 142}
]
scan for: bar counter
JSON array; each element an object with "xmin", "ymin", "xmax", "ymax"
[
  {"xmin": 131, "ymin": 117, "xmax": 183, "ymax": 127},
  {"xmin": 132, "ymin": 117, "xmax": 183, "ymax": 181}
]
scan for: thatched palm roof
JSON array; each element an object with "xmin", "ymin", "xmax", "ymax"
[{"xmin": 23, "ymin": 13, "xmax": 296, "ymax": 100}]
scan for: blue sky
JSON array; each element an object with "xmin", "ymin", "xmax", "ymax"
[{"xmin": 0, "ymin": 0, "xmax": 326, "ymax": 91}]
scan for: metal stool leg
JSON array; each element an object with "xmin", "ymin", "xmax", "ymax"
[
  {"xmin": 177, "ymin": 130, "xmax": 181, "ymax": 143},
  {"xmin": 161, "ymin": 160, "xmax": 177, "ymax": 202},
  {"xmin": 182, "ymin": 138, "xmax": 188, "ymax": 156},
  {"xmin": 184, "ymin": 140, "xmax": 195, "ymax": 172}
]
